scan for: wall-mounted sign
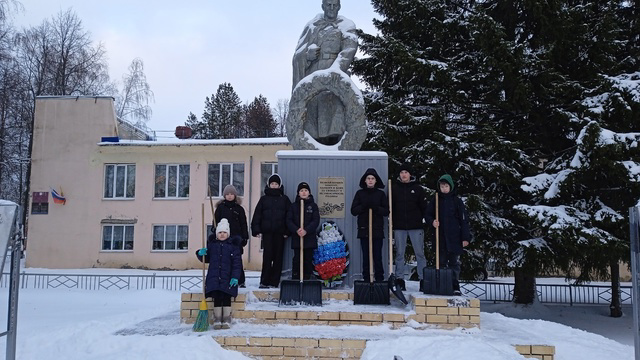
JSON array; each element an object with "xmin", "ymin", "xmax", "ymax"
[{"xmin": 317, "ymin": 177, "xmax": 345, "ymax": 218}]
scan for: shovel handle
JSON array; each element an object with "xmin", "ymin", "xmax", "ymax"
[
  {"xmin": 388, "ymin": 179, "xmax": 393, "ymax": 270},
  {"xmin": 369, "ymin": 208, "xmax": 374, "ymax": 284},
  {"xmin": 300, "ymin": 199, "xmax": 304, "ymax": 283},
  {"xmin": 435, "ymin": 193, "xmax": 439, "ymax": 270},
  {"xmin": 208, "ymin": 185, "xmax": 217, "ymax": 228},
  {"xmin": 201, "ymin": 203, "xmax": 206, "ymax": 295}
]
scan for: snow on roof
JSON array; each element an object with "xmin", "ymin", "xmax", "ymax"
[
  {"xmin": 0, "ymin": 200, "xmax": 18, "ymax": 206},
  {"xmin": 277, "ymin": 150, "xmax": 387, "ymax": 158},
  {"xmin": 98, "ymin": 137, "xmax": 290, "ymax": 146}
]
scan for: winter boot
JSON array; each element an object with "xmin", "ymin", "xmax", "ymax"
[
  {"xmin": 212, "ymin": 307, "xmax": 223, "ymax": 330},
  {"xmin": 397, "ymin": 279, "xmax": 406, "ymax": 291},
  {"xmin": 221, "ymin": 306, "xmax": 232, "ymax": 329}
]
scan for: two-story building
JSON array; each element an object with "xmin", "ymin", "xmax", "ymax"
[{"xmin": 26, "ymin": 96, "xmax": 291, "ymax": 270}]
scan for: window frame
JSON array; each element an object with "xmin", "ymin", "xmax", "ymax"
[
  {"xmin": 207, "ymin": 163, "xmax": 245, "ymax": 197},
  {"xmin": 101, "ymin": 224, "xmax": 134, "ymax": 251},
  {"xmin": 151, "ymin": 224, "xmax": 189, "ymax": 252},
  {"xmin": 260, "ymin": 162, "xmax": 278, "ymax": 190},
  {"xmin": 154, "ymin": 163, "xmax": 190, "ymax": 199},
  {"xmin": 104, "ymin": 164, "xmax": 136, "ymax": 199}
]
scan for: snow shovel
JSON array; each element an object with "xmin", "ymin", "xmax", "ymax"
[
  {"xmin": 422, "ymin": 193, "xmax": 454, "ymax": 295},
  {"xmin": 279, "ymin": 199, "xmax": 322, "ymax": 306},
  {"xmin": 387, "ymin": 179, "xmax": 408, "ymax": 305},
  {"xmin": 354, "ymin": 209, "xmax": 390, "ymax": 305}
]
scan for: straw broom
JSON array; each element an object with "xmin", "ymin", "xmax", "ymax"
[{"xmin": 193, "ymin": 203, "xmax": 209, "ymax": 332}]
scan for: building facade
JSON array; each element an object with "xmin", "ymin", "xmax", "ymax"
[{"xmin": 26, "ymin": 96, "xmax": 291, "ymax": 270}]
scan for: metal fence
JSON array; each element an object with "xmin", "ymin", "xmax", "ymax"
[
  {"xmin": 461, "ymin": 281, "xmax": 633, "ymax": 306},
  {"xmin": 0, "ymin": 272, "xmax": 632, "ymax": 306},
  {"xmin": 0, "ymin": 273, "xmax": 203, "ymax": 292}
]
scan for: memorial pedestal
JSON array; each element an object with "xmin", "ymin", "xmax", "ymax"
[{"xmin": 277, "ymin": 150, "xmax": 388, "ymax": 286}]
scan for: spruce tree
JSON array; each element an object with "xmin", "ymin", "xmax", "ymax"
[
  {"xmin": 184, "ymin": 112, "xmax": 208, "ymax": 139},
  {"xmin": 211, "ymin": 83, "xmax": 243, "ymax": 139},
  {"xmin": 245, "ymin": 95, "xmax": 276, "ymax": 138},
  {"xmin": 354, "ymin": 0, "xmax": 536, "ymax": 300}
]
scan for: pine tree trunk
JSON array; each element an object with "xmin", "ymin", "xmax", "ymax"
[
  {"xmin": 609, "ymin": 260, "xmax": 622, "ymax": 318},
  {"xmin": 513, "ymin": 266, "xmax": 537, "ymax": 304}
]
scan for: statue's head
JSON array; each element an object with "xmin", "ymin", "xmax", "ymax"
[{"xmin": 322, "ymin": 0, "xmax": 340, "ymax": 21}]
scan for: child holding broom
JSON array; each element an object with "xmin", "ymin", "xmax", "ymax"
[{"xmin": 196, "ymin": 218, "xmax": 242, "ymax": 329}]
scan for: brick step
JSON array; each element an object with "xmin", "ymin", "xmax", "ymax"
[
  {"xmin": 180, "ymin": 291, "xmax": 555, "ymax": 360},
  {"xmin": 181, "ymin": 290, "xmax": 480, "ymax": 329},
  {"xmin": 212, "ymin": 334, "xmax": 555, "ymax": 360},
  {"xmin": 214, "ymin": 336, "xmax": 367, "ymax": 360}
]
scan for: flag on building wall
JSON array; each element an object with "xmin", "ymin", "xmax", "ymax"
[{"xmin": 51, "ymin": 188, "xmax": 66, "ymax": 205}]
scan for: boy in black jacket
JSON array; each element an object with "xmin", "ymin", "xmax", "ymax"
[
  {"xmin": 391, "ymin": 163, "xmax": 428, "ymax": 290},
  {"xmin": 286, "ymin": 182, "xmax": 320, "ymax": 280},
  {"xmin": 425, "ymin": 174, "xmax": 471, "ymax": 296},
  {"xmin": 215, "ymin": 185, "xmax": 249, "ymax": 287},
  {"xmin": 252, "ymin": 174, "xmax": 291, "ymax": 288},
  {"xmin": 351, "ymin": 168, "xmax": 389, "ymax": 282}
]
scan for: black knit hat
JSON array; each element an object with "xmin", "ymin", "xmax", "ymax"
[
  {"xmin": 398, "ymin": 163, "xmax": 413, "ymax": 175},
  {"xmin": 297, "ymin": 182, "xmax": 311, "ymax": 193},
  {"xmin": 268, "ymin": 174, "xmax": 282, "ymax": 187}
]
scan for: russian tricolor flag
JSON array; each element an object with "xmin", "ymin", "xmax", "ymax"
[{"xmin": 51, "ymin": 188, "xmax": 66, "ymax": 205}]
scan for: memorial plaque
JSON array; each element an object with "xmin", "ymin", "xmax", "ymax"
[{"xmin": 317, "ymin": 177, "xmax": 346, "ymax": 218}]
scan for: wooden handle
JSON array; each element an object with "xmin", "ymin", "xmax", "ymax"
[
  {"xmin": 208, "ymin": 185, "xmax": 216, "ymax": 228},
  {"xmin": 369, "ymin": 208, "xmax": 374, "ymax": 283},
  {"xmin": 300, "ymin": 199, "xmax": 304, "ymax": 282},
  {"xmin": 201, "ymin": 203, "xmax": 206, "ymax": 295},
  {"xmin": 388, "ymin": 179, "xmax": 393, "ymax": 270},
  {"xmin": 435, "ymin": 193, "xmax": 439, "ymax": 270}
]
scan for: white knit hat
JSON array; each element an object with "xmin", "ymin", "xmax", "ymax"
[{"xmin": 216, "ymin": 218, "xmax": 230, "ymax": 235}]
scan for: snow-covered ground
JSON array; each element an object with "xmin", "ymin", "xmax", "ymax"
[{"xmin": 0, "ymin": 269, "xmax": 634, "ymax": 360}]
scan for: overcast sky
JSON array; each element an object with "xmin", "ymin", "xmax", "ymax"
[{"xmin": 13, "ymin": 0, "xmax": 379, "ymax": 135}]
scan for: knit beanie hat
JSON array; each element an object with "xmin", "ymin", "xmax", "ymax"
[
  {"xmin": 216, "ymin": 218, "xmax": 230, "ymax": 235},
  {"xmin": 223, "ymin": 185, "xmax": 238, "ymax": 197},
  {"xmin": 268, "ymin": 174, "xmax": 282, "ymax": 187},
  {"xmin": 398, "ymin": 163, "xmax": 413, "ymax": 175},
  {"xmin": 438, "ymin": 174, "xmax": 455, "ymax": 191},
  {"xmin": 297, "ymin": 182, "xmax": 311, "ymax": 193}
]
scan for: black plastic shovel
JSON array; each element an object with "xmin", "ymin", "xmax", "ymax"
[
  {"xmin": 422, "ymin": 193, "xmax": 454, "ymax": 295},
  {"xmin": 354, "ymin": 209, "xmax": 390, "ymax": 305}
]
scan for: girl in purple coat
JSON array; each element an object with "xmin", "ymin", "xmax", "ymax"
[{"xmin": 196, "ymin": 218, "xmax": 243, "ymax": 329}]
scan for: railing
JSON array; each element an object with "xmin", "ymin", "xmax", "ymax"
[
  {"xmin": 0, "ymin": 272, "xmax": 203, "ymax": 292},
  {"xmin": 461, "ymin": 281, "xmax": 633, "ymax": 305},
  {"xmin": 0, "ymin": 272, "xmax": 632, "ymax": 306}
]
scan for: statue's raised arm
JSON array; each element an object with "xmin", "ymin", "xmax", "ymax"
[{"xmin": 287, "ymin": 0, "xmax": 366, "ymax": 150}]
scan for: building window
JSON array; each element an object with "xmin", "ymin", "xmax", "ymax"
[
  {"xmin": 153, "ymin": 225, "xmax": 189, "ymax": 251},
  {"xmin": 154, "ymin": 164, "xmax": 190, "ymax": 198},
  {"xmin": 104, "ymin": 164, "xmax": 136, "ymax": 199},
  {"xmin": 102, "ymin": 225, "xmax": 134, "ymax": 251},
  {"xmin": 260, "ymin": 163, "xmax": 278, "ymax": 190},
  {"xmin": 208, "ymin": 163, "xmax": 244, "ymax": 197},
  {"xmin": 31, "ymin": 192, "xmax": 49, "ymax": 215}
]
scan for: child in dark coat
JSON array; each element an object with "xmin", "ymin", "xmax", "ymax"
[
  {"xmin": 196, "ymin": 218, "xmax": 242, "ymax": 329},
  {"xmin": 425, "ymin": 174, "xmax": 471, "ymax": 296},
  {"xmin": 251, "ymin": 174, "xmax": 291, "ymax": 288},
  {"xmin": 351, "ymin": 168, "xmax": 389, "ymax": 282},
  {"xmin": 215, "ymin": 185, "xmax": 249, "ymax": 287},
  {"xmin": 286, "ymin": 182, "xmax": 320, "ymax": 280}
]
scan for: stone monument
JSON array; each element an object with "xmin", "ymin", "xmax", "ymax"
[
  {"xmin": 286, "ymin": 0, "xmax": 367, "ymax": 150},
  {"xmin": 280, "ymin": 1, "xmax": 387, "ymax": 287}
]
